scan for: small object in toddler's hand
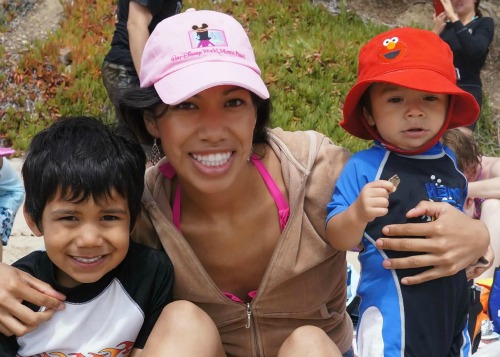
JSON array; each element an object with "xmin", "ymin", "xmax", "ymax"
[{"xmin": 388, "ymin": 174, "xmax": 400, "ymax": 191}]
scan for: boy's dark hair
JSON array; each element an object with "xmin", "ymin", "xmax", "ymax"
[{"xmin": 22, "ymin": 116, "xmax": 146, "ymax": 231}]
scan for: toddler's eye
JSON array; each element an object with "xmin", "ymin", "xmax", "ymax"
[{"xmin": 388, "ymin": 97, "xmax": 403, "ymax": 103}]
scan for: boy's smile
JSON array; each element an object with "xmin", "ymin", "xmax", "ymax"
[{"xmin": 25, "ymin": 189, "xmax": 130, "ymax": 288}]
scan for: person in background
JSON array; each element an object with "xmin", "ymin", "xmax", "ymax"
[
  {"xmin": 326, "ymin": 27, "xmax": 482, "ymax": 356},
  {"xmin": 0, "ymin": 116, "xmax": 174, "ymax": 356},
  {"xmin": 0, "ymin": 9, "xmax": 491, "ymax": 357},
  {"xmin": 442, "ymin": 128, "xmax": 499, "ymax": 279},
  {"xmin": 102, "ymin": 0, "xmax": 182, "ymax": 162},
  {"xmin": 0, "ymin": 149, "xmax": 25, "ymax": 263},
  {"xmin": 432, "ymin": 0, "xmax": 494, "ymax": 134}
]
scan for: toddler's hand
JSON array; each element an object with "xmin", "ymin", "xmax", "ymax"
[{"xmin": 354, "ymin": 180, "xmax": 395, "ymax": 223}]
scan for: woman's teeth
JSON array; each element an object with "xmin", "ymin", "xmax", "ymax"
[{"xmin": 192, "ymin": 152, "xmax": 231, "ymax": 166}]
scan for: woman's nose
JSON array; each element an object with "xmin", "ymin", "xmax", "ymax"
[{"xmin": 198, "ymin": 108, "xmax": 227, "ymax": 141}]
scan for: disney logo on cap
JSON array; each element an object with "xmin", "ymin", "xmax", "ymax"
[{"xmin": 189, "ymin": 24, "xmax": 228, "ymax": 48}]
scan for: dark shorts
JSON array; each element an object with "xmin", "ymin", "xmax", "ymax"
[{"xmin": 101, "ymin": 60, "xmax": 142, "ymax": 143}]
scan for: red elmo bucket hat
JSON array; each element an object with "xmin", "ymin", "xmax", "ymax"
[{"xmin": 341, "ymin": 27, "xmax": 479, "ymax": 143}]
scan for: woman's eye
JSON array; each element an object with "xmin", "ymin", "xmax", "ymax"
[
  {"xmin": 225, "ymin": 98, "xmax": 244, "ymax": 107},
  {"xmin": 60, "ymin": 216, "xmax": 77, "ymax": 221},
  {"xmin": 173, "ymin": 102, "xmax": 196, "ymax": 110}
]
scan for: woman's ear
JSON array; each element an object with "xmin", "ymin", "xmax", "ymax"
[
  {"xmin": 144, "ymin": 115, "xmax": 159, "ymax": 138},
  {"xmin": 23, "ymin": 206, "xmax": 43, "ymax": 237},
  {"xmin": 363, "ymin": 107, "xmax": 376, "ymax": 127}
]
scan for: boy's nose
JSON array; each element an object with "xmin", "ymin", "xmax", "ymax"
[
  {"xmin": 76, "ymin": 225, "xmax": 103, "ymax": 247},
  {"xmin": 406, "ymin": 103, "xmax": 425, "ymax": 118}
]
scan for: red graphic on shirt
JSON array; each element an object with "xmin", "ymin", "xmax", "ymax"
[{"xmin": 31, "ymin": 340, "xmax": 134, "ymax": 356}]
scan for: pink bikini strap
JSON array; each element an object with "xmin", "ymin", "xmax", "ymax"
[
  {"xmin": 159, "ymin": 162, "xmax": 182, "ymax": 231},
  {"xmin": 159, "ymin": 155, "xmax": 290, "ymax": 233},
  {"xmin": 250, "ymin": 154, "xmax": 290, "ymax": 231}
]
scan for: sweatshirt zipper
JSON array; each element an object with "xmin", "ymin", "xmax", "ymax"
[
  {"xmin": 245, "ymin": 303, "xmax": 252, "ymax": 328},
  {"xmin": 245, "ymin": 303, "xmax": 261, "ymax": 356}
]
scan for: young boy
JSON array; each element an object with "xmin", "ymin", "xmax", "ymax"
[
  {"xmin": 0, "ymin": 116, "xmax": 174, "ymax": 356},
  {"xmin": 325, "ymin": 27, "xmax": 480, "ymax": 356}
]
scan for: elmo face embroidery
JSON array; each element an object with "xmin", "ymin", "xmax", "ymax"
[{"xmin": 378, "ymin": 36, "xmax": 407, "ymax": 63}]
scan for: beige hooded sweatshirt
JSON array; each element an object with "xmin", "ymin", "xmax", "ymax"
[{"xmin": 133, "ymin": 128, "xmax": 353, "ymax": 356}]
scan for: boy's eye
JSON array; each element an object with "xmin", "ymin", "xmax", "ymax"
[
  {"xmin": 102, "ymin": 215, "xmax": 119, "ymax": 221},
  {"xmin": 424, "ymin": 96, "xmax": 438, "ymax": 102},
  {"xmin": 388, "ymin": 97, "xmax": 403, "ymax": 103}
]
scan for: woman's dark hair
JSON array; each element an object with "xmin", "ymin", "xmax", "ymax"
[
  {"xmin": 119, "ymin": 86, "xmax": 272, "ymax": 147},
  {"xmin": 475, "ymin": 0, "xmax": 483, "ymax": 17}
]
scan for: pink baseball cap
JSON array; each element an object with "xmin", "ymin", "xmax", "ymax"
[
  {"xmin": 341, "ymin": 27, "xmax": 479, "ymax": 145},
  {"xmin": 140, "ymin": 8, "xmax": 269, "ymax": 105}
]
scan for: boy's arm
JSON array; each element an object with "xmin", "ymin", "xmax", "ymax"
[{"xmin": 326, "ymin": 180, "xmax": 395, "ymax": 251}]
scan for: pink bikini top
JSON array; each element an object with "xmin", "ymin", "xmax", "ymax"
[
  {"xmin": 159, "ymin": 154, "xmax": 290, "ymax": 303},
  {"xmin": 472, "ymin": 167, "xmax": 485, "ymax": 220}
]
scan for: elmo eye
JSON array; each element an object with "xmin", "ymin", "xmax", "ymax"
[
  {"xmin": 391, "ymin": 37, "xmax": 399, "ymax": 44},
  {"xmin": 383, "ymin": 38, "xmax": 391, "ymax": 46}
]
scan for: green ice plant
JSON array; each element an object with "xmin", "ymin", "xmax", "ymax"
[{"xmin": 0, "ymin": 0, "xmax": 497, "ymax": 156}]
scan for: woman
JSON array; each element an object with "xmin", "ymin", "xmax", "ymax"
[
  {"xmin": 0, "ymin": 8, "xmax": 491, "ymax": 357},
  {"xmin": 432, "ymin": 0, "xmax": 494, "ymax": 134}
]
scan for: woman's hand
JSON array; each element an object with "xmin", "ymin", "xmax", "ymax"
[
  {"xmin": 441, "ymin": 0, "xmax": 459, "ymax": 22},
  {"xmin": 432, "ymin": 12, "xmax": 447, "ymax": 35},
  {"xmin": 0, "ymin": 263, "xmax": 65, "ymax": 336},
  {"xmin": 375, "ymin": 201, "xmax": 489, "ymax": 285}
]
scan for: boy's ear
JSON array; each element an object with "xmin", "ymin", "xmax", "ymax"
[
  {"xmin": 362, "ymin": 107, "xmax": 376, "ymax": 127},
  {"xmin": 23, "ymin": 206, "xmax": 43, "ymax": 237}
]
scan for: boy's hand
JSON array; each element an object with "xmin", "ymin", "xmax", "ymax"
[{"xmin": 354, "ymin": 180, "xmax": 395, "ymax": 223}]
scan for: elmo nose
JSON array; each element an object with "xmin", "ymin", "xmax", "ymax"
[{"xmin": 387, "ymin": 42, "xmax": 396, "ymax": 50}]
